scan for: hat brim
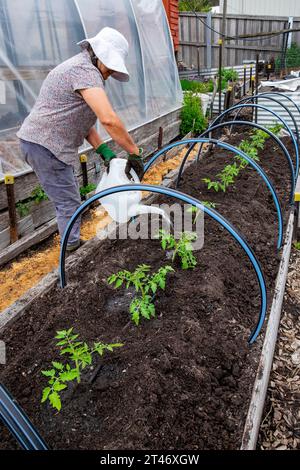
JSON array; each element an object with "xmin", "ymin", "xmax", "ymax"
[{"xmin": 77, "ymin": 39, "xmax": 130, "ymax": 82}]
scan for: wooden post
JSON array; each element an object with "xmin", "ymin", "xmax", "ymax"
[
  {"xmin": 251, "ymin": 76, "xmax": 255, "ymax": 96},
  {"xmin": 218, "ymin": 39, "xmax": 223, "ymax": 115},
  {"xmin": 80, "ymin": 154, "xmax": 88, "ymax": 188},
  {"xmin": 224, "ymin": 86, "xmax": 232, "ymax": 111},
  {"xmin": 5, "ymin": 175, "xmax": 18, "ymax": 244},
  {"xmin": 243, "ymin": 65, "xmax": 247, "ymax": 96}
]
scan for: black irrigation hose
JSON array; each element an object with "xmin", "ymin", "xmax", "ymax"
[{"xmin": 0, "ymin": 383, "xmax": 48, "ymax": 450}]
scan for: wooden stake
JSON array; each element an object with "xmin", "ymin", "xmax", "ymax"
[
  {"xmin": 80, "ymin": 154, "xmax": 88, "ymax": 188},
  {"xmin": 5, "ymin": 175, "xmax": 18, "ymax": 244}
]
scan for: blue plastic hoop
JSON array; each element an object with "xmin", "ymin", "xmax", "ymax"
[
  {"xmin": 144, "ymin": 138, "xmax": 284, "ymax": 249},
  {"xmin": 59, "ymin": 184, "xmax": 267, "ymax": 344}
]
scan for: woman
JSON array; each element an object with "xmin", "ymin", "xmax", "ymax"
[{"xmin": 17, "ymin": 27, "xmax": 144, "ymax": 252}]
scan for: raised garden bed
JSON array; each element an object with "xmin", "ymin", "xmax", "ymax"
[{"xmin": 0, "ymin": 131, "xmax": 293, "ymax": 450}]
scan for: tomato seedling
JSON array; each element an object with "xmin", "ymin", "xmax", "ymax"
[
  {"xmin": 158, "ymin": 230, "xmax": 198, "ymax": 270},
  {"xmin": 108, "ymin": 264, "xmax": 174, "ymax": 326},
  {"xmin": 41, "ymin": 328, "xmax": 122, "ymax": 411}
]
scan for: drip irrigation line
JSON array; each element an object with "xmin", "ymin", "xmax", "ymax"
[
  {"xmin": 145, "ymin": 138, "xmax": 283, "ymax": 250},
  {"xmin": 0, "ymin": 383, "xmax": 48, "ymax": 450},
  {"xmin": 59, "ymin": 184, "xmax": 267, "ymax": 345},
  {"xmin": 211, "ymin": 104, "xmax": 299, "ymax": 177}
]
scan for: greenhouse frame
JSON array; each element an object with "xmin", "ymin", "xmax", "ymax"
[{"xmin": 0, "ymin": 0, "xmax": 182, "ymax": 179}]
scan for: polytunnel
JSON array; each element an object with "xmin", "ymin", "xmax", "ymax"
[{"xmin": 0, "ymin": 0, "xmax": 182, "ymax": 179}]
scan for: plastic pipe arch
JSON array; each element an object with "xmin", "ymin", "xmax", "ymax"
[
  {"xmin": 0, "ymin": 383, "xmax": 48, "ymax": 450},
  {"xmin": 59, "ymin": 184, "xmax": 267, "ymax": 344},
  {"xmin": 211, "ymin": 103, "xmax": 299, "ymax": 177},
  {"xmin": 196, "ymin": 122, "xmax": 296, "ymax": 203},
  {"xmin": 144, "ymin": 138, "xmax": 283, "ymax": 249},
  {"xmin": 255, "ymin": 92, "xmax": 300, "ymax": 125},
  {"xmin": 232, "ymin": 94, "xmax": 300, "ymax": 147}
]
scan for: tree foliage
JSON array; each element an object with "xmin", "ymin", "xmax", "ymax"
[{"xmin": 179, "ymin": 0, "xmax": 213, "ymax": 12}]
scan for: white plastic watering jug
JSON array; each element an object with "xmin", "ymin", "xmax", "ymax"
[{"xmin": 96, "ymin": 158, "xmax": 171, "ymax": 225}]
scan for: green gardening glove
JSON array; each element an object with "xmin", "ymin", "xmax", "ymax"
[
  {"xmin": 96, "ymin": 143, "xmax": 116, "ymax": 171},
  {"xmin": 125, "ymin": 148, "xmax": 144, "ymax": 180}
]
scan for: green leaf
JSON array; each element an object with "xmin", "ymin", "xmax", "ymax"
[
  {"xmin": 53, "ymin": 383, "xmax": 67, "ymax": 392},
  {"xmin": 41, "ymin": 369, "xmax": 55, "ymax": 378},
  {"xmin": 56, "ymin": 340, "xmax": 67, "ymax": 346},
  {"xmin": 41, "ymin": 387, "xmax": 51, "ymax": 403},
  {"xmin": 115, "ymin": 278, "xmax": 123, "ymax": 288},
  {"xmin": 52, "ymin": 362, "xmax": 64, "ymax": 370},
  {"xmin": 55, "ymin": 330, "xmax": 68, "ymax": 339},
  {"xmin": 60, "ymin": 370, "xmax": 79, "ymax": 382},
  {"xmin": 60, "ymin": 347, "xmax": 72, "ymax": 355},
  {"xmin": 49, "ymin": 391, "xmax": 61, "ymax": 411},
  {"xmin": 150, "ymin": 282, "xmax": 157, "ymax": 293}
]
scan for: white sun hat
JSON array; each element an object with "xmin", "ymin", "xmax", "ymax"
[{"xmin": 77, "ymin": 27, "xmax": 130, "ymax": 82}]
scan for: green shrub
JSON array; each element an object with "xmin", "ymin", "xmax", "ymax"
[
  {"xmin": 275, "ymin": 43, "xmax": 300, "ymax": 72},
  {"xmin": 180, "ymin": 92, "xmax": 207, "ymax": 136},
  {"xmin": 16, "ymin": 184, "xmax": 48, "ymax": 218},
  {"xmin": 80, "ymin": 183, "xmax": 96, "ymax": 197},
  {"xmin": 180, "ymin": 79, "xmax": 214, "ymax": 93},
  {"xmin": 31, "ymin": 185, "xmax": 48, "ymax": 203},
  {"xmin": 16, "ymin": 201, "xmax": 30, "ymax": 218},
  {"xmin": 221, "ymin": 68, "xmax": 239, "ymax": 82}
]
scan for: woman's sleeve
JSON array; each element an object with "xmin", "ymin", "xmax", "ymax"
[{"xmin": 69, "ymin": 65, "xmax": 104, "ymax": 92}]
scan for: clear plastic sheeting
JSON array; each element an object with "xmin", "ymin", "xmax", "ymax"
[{"xmin": 0, "ymin": 0, "xmax": 182, "ymax": 179}]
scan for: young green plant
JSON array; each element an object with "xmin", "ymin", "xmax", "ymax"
[
  {"xmin": 108, "ymin": 264, "xmax": 174, "ymax": 326},
  {"xmin": 293, "ymin": 241, "xmax": 300, "ymax": 251},
  {"xmin": 187, "ymin": 201, "xmax": 217, "ymax": 224},
  {"xmin": 202, "ymin": 128, "xmax": 272, "ymax": 192},
  {"xmin": 158, "ymin": 230, "xmax": 198, "ymax": 270},
  {"xmin": 80, "ymin": 183, "xmax": 97, "ymax": 197},
  {"xmin": 41, "ymin": 328, "xmax": 123, "ymax": 411},
  {"xmin": 203, "ymin": 163, "xmax": 240, "ymax": 193}
]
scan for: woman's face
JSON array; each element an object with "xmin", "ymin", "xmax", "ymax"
[{"xmin": 98, "ymin": 60, "xmax": 114, "ymax": 81}]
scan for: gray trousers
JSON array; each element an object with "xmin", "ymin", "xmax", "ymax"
[{"xmin": 19, "ymin": 139, "xmax": 81, "ymax": 245}]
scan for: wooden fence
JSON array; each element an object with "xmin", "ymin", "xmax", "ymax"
[{"xmin": 179, "ymin": 12, "xmax": 300, "ymax": 70}]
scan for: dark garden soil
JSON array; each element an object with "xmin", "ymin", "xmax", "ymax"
[{"xmin": 0, "ymin": 132, "xmax": 293, "ymax": 450}]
